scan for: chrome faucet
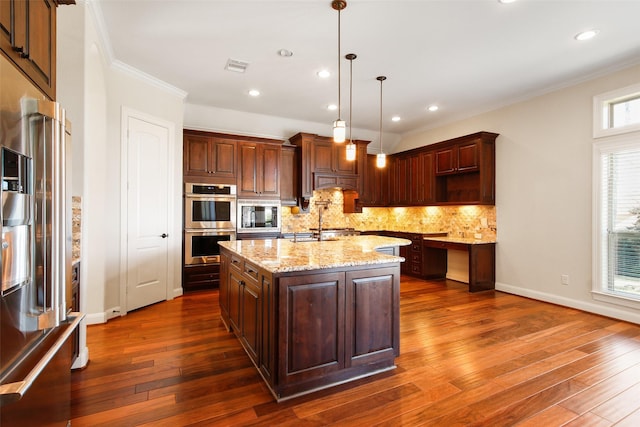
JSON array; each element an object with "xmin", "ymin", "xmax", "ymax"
[{"xmin": 314, "ymin": 200, "xmax": 331, "ymax": 241}]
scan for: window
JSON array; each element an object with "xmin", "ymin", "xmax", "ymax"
[
  {"xmin": 593, "ymin": 83, "xmax": 640, "ymax": 307},
  {"xmin": 593, "ymin": 83, "xmax": 640, "ymax": 138}
]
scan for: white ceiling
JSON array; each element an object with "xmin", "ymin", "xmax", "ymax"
[{"xmin": 95, "ymin": 0, "xmax": 640, "ymax": 136}]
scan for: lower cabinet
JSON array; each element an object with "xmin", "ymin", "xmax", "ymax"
[
  {"xmin": 219, "ymin": 248, "xmax": 400, "ymax": 401},
  {"xmin": 182, "ymin": 264, "xmax": 220, "ymax": 292}
]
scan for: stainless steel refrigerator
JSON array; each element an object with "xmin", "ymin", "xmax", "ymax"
[{"xmin": 0, "ymin": 55, "xmax": 83, "ymax": 426}]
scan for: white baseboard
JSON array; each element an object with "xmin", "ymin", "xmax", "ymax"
[
  {"xmin": 173, "ymin": 286, "xmax": 183, "ymax": 299},
  {"xmin": 84, "ymin": 306, "xmax": 121, "ymax": 325},
  {"xmin": 71, "ymin": 346, "xmax": 90, "ymax": 370},
  {"xmin": 496, "ymin": 281, "xmax": 640, "ymax": 325}
]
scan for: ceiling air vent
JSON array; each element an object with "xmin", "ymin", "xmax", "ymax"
[{"xmin": 225, "ymin": 58, "xmax": 250, "ymax": 73}]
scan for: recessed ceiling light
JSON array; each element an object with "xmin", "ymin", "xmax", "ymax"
[
  {"xmin": 575, "ymin": 29, "xmax": 600, "ymax": 41},
  {"xmin": 248, "ymin": 89, "xmax": 260, "ymax": 97},
  {"xmin": 428, "ymin": 105, "xmax": 439, "ymax": 112},
  {"xmin": 391, "ymin": 116, "xmax": 401, "ymax": 122},
  {"xmin": 327, "ymin": 104, "xmax": 337, "ymax": 111},
  {"xmin": 278, "ymin": 49, "xmax": 293, "ymax": 57},
  {"xmin": 317, "ymin": 70, "xmax": 331, "ymax": 79},
  {"xmin": 498, "ymin": 0, "xmax": 517, "ymax": 4}
]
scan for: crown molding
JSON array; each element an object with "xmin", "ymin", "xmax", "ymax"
[{"xmin": 86, "ymin": 0, "xmax": 188, "ymax": 100}]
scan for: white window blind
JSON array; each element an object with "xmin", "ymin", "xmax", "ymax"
[{"xmin": 599, "ymin": 146, "xmax": 640, "ymax": 297}]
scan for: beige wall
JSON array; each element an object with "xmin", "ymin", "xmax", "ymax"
[
  {"xmin": 57, "ymin": 1, "xmax": 185, "ymax": 324},
  {"xmin": 398, "ymin": 63, "xmax": 640, "ymax": 324}
]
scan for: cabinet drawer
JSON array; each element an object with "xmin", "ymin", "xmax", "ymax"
[
  {"xmin": 410, "ymin": 263, "xmax": 422, "ymax": 275},
  {"xmin": 243, "ymin": 261, "xmax": 260, "ymax": 282},
  {"xmin": 230, "ymin": 255, "xmax": 243, "ymax": 271},
  {"xmin": 411, "ymin": 254, "xmax": 421, "ymax": 263}
]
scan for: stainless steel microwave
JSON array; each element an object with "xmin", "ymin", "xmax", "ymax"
[{"xmin": 237, "ymin": 199, "xmax": 281, "ymax": 234}]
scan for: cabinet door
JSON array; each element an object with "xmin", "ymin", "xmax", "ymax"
[
  {"xmin": 334, "ymin": 144, "xmax": 356, "ymax": 174},
  {"xmin": 280, "ymin": 146, "xmax": 297, "ymax": 206},
  {"xmin": 420, "ymin": 151, "xmax": 436, "ymax": 204},
  {"xmin": 184, "ymin": 133, "xmax": 212, "ymax": 176},
  {"xmin": 228, "ymin": 269, "xmax": 244, "ymax": 332},
  {"xmin": 345, "ymin": 266, "xmax": 400, "ymax": 367},
  {"xmin": 240, "ymin": 280, "xmax": 260, "ymax": 364},
  {"xmin": 435, "ymin": 147, "xmax": 456, "ymax": 175},
  {"xmin": 278, "ymin": 272, "xmax": 345, "ymax": 386},
  {"xmin": 457, "ymin": 142, "xmax": 479, "ymax": 173},
  {"xmin": 238, "ymin": 142, "xmax": 259, "ymax": 197},
  {"xmin": 219, "ymin": 254, "xmax": 229, "ymax": 316},
  {"xmin": 211, "ymin": 137, "xmax": 237, "ymax": 178},
  {"xmin": 259, "ymin": 144, "xmax": 281, "ymax": 197},
  {"xmin": 0, "ymin": 0, "xmax": 56, "ymax": 99},
  {"xmin": 312, "ymin": 139, "xmax": 333, "ymax": 173}
]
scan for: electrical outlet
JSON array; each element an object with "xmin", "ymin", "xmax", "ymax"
[
  {"xmin": 480, "ymin": 218, "xmax": 488, "ymax": 228},
  {"xmin": 561, "ymin": 274, "xmax": 569, "ymax": 285}
]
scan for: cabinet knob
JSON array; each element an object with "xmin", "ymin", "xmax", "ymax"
[{"xmin": 161, "ymin": 233, "xmax": 168, "ymax": 238}]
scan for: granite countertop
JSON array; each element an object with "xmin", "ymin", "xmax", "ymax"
[
  {"xmin": 423, "ymin": 235, "xmax": 496, "ymax": 245},
  {"xmin": 219, "ymin": 235, "xmax": 411, "ymax": 274}
]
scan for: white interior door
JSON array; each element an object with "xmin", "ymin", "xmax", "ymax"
[{"xmin": 125, "ymin": 114, "xmax": 170, "ymax": 312}]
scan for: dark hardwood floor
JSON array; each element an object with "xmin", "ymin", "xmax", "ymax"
[{"xmin": 71, "ymin": 276, "xmax": 640, "ymax": 426}]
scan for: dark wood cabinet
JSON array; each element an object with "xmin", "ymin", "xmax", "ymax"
[
  {"xmin": 182, "ymin": 263, "xmax": 220, "ymax": 292},
  {"xmin": 435, "ymin": 141, "xmax": 479, "ymax": 175},
  {"xmin": 361, "ymin": 154, "xmax": 388, "ymax": 206},
  {"xmin": 0, "ymin": 0, "xmax": 57, "ymax": 99},
  {"xmin": 237, "ymin": 141, "xmax": 281, "ymax": 198},
  {"xmin": 183, "ymin": 130, "xmax": 237, "ymax": 184},
  {"xmin": 360, "ymin": 131, "xmax": 497, "ymax": 207},
  {"xmin": 312, "ymin": 138, "xmax": 356, "ymax": 175},
  {"xmin": 289, "ymin": 133, "xmax": 370, "ymax": 204},
  {"xmin": 434, "ymin": 132, "xmax": 497, "ymax": 205},
  {"xmin": 220, "ymin": 246, "xmax": 400, "ymax": 401},
  {"xmin": 389, "ymin": 155, "xmax": 411, "ymax": 206},
  {"xmin": 280, "ymin": 144, "xmax": 298, "ymax": 206},
  {"xmin": 423, "ymin": 240, "xmax": 496, "ymax": 292}
]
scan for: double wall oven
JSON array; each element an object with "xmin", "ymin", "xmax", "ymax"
[{"xmin": 184, "ymin": 183, "xmax": 236, "ymax": 265}]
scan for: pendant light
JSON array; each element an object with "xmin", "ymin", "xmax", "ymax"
[
  {"xmin": 376, "ymin": 76, "xmax": 387, "ymax": 168},
  {"xmin": 332, "ymin": 0, "xmax": 347, "ymax": 143},
  {"xmin": 345, "ymin": 53, "xmax": 357, "ymax": 161}
]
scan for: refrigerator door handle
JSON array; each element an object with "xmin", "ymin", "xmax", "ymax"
[{"xmin": 0, "ymin": 313, "xmax": 83, "ymax": 406}]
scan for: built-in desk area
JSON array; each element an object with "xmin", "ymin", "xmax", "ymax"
[{"xmin": 423, "ymin": 236, "xmax": 496, "ymax": 292}]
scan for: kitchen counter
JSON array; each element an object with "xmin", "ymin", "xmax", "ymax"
[
  {"xmin": 219, "ymin": 235, "xmax": 410, "ymax": 274},
  {"xmin": 423, "ymin": 235, "xmax": 496, "ymax": 245},
  {"xmin": 218, "ymin": 235, "xmax": 406, "ymax": 401}
]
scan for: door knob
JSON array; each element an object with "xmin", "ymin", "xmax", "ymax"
[{"xmin": 161, "ymin": 233, "xmax": 168, "ymax": 238}]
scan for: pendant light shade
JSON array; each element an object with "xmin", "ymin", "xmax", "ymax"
[
  {"xmin": 345, "ymin": 53, "xmax": 357, "ymax": 161},
  {"xmin": 376, "ymin": 75, "xmax": 387, "ymax": 168},
  {"xmin": 333, "ymin": 120, "xmax": 346, "ymax": 143},
  {"xmin": 332, "ymin": 0, "xmax": 347, "ymax": 143}
]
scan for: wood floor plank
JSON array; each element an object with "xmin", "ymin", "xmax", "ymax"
[{"xmin": 71, "ymin": 277, "xmax": 640, "ymax": 426}]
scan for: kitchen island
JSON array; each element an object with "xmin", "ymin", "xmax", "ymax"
[{"xmin": 218, "ymin": 236, "xmax": 410, "ymax": 401}]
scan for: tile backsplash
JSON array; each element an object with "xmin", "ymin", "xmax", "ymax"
[{"xmin": 282, "ymin": 189, "xmax": 497, "ymax": 239}]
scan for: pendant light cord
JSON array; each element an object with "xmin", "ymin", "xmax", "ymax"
[
  {"xmin": 349, "ymin": 55, "xmax": 353, "ymax": 143},
  {"xmin": 379, "ymin": 77, "xmax": 383, "ymax": 154},
  {"xmin": 337, "ymin": 7, "xmax": 342, "ymax": 122}
]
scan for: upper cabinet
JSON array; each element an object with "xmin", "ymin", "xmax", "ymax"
[
  {"xmin": 434, "ymin": 132, "xmax": 497, "ymax": 205},
  {"xmin": 0, "ymin": 0, "xmax": 57, "ymax": 99},
  {"xmin": 435, "ymin": 141, "xmax": 479, "ymax": 175},
  {"xmin": 280, "ymin": 144, "xmax": 298, "ymax": 206},
  {"xmin": 183, "ymin": 130, "xmax": 237, "ymax": 184},
  {"xmin": 359, "ymin": 131, "xmax": 498, "ymax": 207},
  {"xmin": 237, "ymin": 140, "xmax": 282, "ymax": 199},
  {"xmin": 312, "ymin": 137, "xmax": 357, "ymax": 175},
  {"xmin": 289, "ymin": 132, "xmax": 370, "ymax": 204}
]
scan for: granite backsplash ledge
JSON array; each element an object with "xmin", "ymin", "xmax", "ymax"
[{"xmin": 281, "ymin": 189, "xmax": 497, "ymax": 240}]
